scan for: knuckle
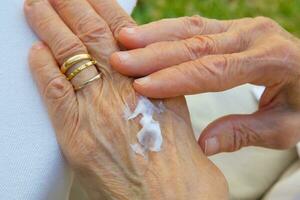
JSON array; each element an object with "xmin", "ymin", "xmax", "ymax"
[
  {"xmin": 44, "ymin": 76, "xmax": 72, "ymax": 100},
  {"xmin": 260, "ymin": 35, "xmax": 298, "ymax": 72},
  {"xmin": 232, "ymin": 31, "xmax": 249, "ymax": 50},
  {"xmin": 183, "ymin": 36, "xmax": 216, "ymax": 60},
  {"xmin": 170, "ymin": 64, "xmax": 199, "ymax": 94},
  {"xmin": 53, "ymin": 37, "xmax": 86, "ymax": 63},
  {"xmin": 182, "ymin": 15, "xmax": 206, "ymax": 35},
  {"xmin": 231, "ymin": 123, "xmax": 246, "ymax": 151},
  {"xmin": 185, "ymin": 15, "xmax": 205, "ymax": 27},
  {"xmin": 219, "ymin": 55, "xmax": 246, "ymax": 84},
  {"xmin": 269, "ymin": 36, "xmax": 290, "ymax": 54},
  {"xmin": 254, "ymin": 16, "xmax": 279, "ymax": 32},
  {"xmin": 75, "ymin": 13, "xmax": 111, "ymax": 40},
  {"xmin": 272, "ymin": 35, "xmax": 294, "ymax": 52},
  {"xmin": 108, "ymin": 15, "xmax": 136, "ymax": 36},
  {"xmin": 181, "ymin": 55, "xmax": 230, "ymax": 93},
  {"xmin": 49, "ymin": 0, "xmax": 71, "ymax": 10},
  {"xmin": 230, "ymin": 119, "xmax": 261, "ymax": 151},
  {"xmin": 191, "ymin": 57, "xmax": 224, "ymax": 91},
  {"xmin": 205, "ymin": 56, "xmax": 228, "ymax": 78}
]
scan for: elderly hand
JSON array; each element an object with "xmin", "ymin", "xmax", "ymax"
[
  {"xmin": 111, "ymin": 16, "xmax": 300, "ymax": 156},
  {"xmin": 24, "ymin": 1, "xmax": 227, "ymax": 199}
]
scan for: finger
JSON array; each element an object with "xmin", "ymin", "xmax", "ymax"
[
  {"xmin": 29, "ymin": 42, "xmax": 77, "ymax": 139},
  {"xmin": 49, "ymin": 0, "xmax": 118, "ymax": 62},
  {"xmin": 131, "ymin": 53, "xmax": 252, "ymax": 98},
  {"xmin": 132, "ymin": 47, "xmax": 289, "ymax": 98},
  {"xmin": 111, "ymin": 32, "xmax": 244, "ymax": 77},
  {"xmin": 198, "ymin": 109, "xmax": 300, "ymax": 156},
  {"xmin": 24, "ymin": 0, "xmax": 86, "ymax": 64},
  {"xmin": 88, "ymin": 0, "xmax": 136, "ymax": 38},
  {"xmin": 118, "ymin": 16, "xmax": 233, "ymax": 49},
  {"xmin": 24, "ymin": 0, "xmax": 99, "ymax": 91}
]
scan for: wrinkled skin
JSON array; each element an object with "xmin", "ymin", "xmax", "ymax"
[
  {"xmin": 24, "ymin": 0, "xmax": 227, "ymax": 199},
  {"xmin": 111, "ymin": 16, "xmax": 300, "ymax": 156}
]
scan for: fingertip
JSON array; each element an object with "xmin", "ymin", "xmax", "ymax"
[
  {"xmin": 119, "ymin": 27, "xmax": 146, "ymax": 49},
  {"xmin": 134, "ymin": 68, "xmax": 190, "ymax": 99},
  {"xmin": 198, "ymin": 130, "xmax": 218, "ymax": 156},
  {"xmin": 29, "ymin": 42, "xmax": 46, "ymax": 64},
  {"xmin": 199, "ymin": 114, "xmax": 262, "ymax": 155},
  {"xmin": 199, "ymin": 130, "xmax": 222, "ymax": 156},
  {"xmin": 110, "ymin": 52, "xmax": 135, "ymax": 76},
  {"xmin": 24, "ymin": 0, "xmax": 37, "ymax": 9},
  {"xmin": 133, "ymin": 77, "xmax": 158, "ymax": 98},
  {"xmin": 198, "ymin": 135, "xmax": 206, "ymax": 152},
  {"xmin": 110, "ymin": 52, "xmax": 123, "ymax": 70},
  {"xmin": 23, "ymin": 0, "xmax": 34, "ymax": 21},
  {"xmin": 29, "ymin": 42, "xmax": 56, "ymax": 73},
  {"xmin": 133, "ymin": 77, "xmax": 169, "ymax": 99},
  {"xmin": 204, "ymin": 137, "xmax": 221, "ymax": 156},
  {"xmin": 24, "ymin": 0, "xmax": 44, "ymax": 16},
  {"xmin": 32, "ymin": 41, "xmax": 46, "ymax": 50},
  {"xmin": 133, "ymin": 77, "xmax": 150, "ymax": 93},
  {"xmin": 198, "ymin": 117, "xmax": 231, "ymax": 156},
  {"xmin": 134, "ymin": 76, "xmax": 151, "ymax": 87}
]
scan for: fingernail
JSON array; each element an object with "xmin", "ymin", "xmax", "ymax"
[
  {"xmin": 116, "ymin": 52, "xmax": 130, "ymax": 62},
  {"xmin": 32, "ymin": 41, "xmax": 44, "ymax": 50},
  {"xmin": 135, "ymin": 77, "xmax": 151, "ymax": 86},
  {"xmin": 204, "ymin": 137, "xmax": 220, "ymax": 156},
  {"xmin": 26, "ymin": 0, "xmax": 42, "ymax": 6},
  {"xmin": 122, "ymin": 27, "xmax": 136, "ymax": 34}
]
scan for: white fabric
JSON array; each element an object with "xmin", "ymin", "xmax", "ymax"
[
  {"xmin": 0, "ymin": 0, "xmax": 136, "ymax": 199},
  {"xmin": 187, "ymin": 85, "xmax": 298, "ymax": 200},
  {"xmin": 118, "ymin": 0, "xmax": 137, "ymax": 14},
  {"xmin": 262, "ymin": 160, "xmax": 300, "ymax": 200},
  {"xmin": 251, "ymin": 86, "xmax": 300, "ymax": 157}
]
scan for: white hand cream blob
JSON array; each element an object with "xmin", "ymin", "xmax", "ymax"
[{"xmin": 125, "ymin": 96, "xmax": 164, "ymax": 156}]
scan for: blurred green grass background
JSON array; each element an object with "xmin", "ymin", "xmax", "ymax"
[{"xmin": 132, "ymin": 0, "xmax": 300, "ymax": 36}]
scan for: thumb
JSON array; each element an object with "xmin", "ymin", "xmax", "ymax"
[{"xmin": 198, "ymin": 112, "xmax": 279, "ymax": 156}]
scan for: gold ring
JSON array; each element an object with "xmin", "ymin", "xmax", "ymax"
[
  {"xmin": 61, "ymin": 54, "xmax": 92, "ymax": 74},
  {"xmin": 67, "ymin": 60, "xmax": 97, "ymax": 81},
  {"xmin": 74, "ymin": 73, "xmax": 102, "ymax": 91}
]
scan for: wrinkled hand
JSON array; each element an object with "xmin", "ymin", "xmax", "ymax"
[
  {"xmin": 111, "ymin": 16, "xmax": 300, "ymax": 156},
  {"xmin": 24, "ymin": 1, "xmax": 227, "ymax": 199}
]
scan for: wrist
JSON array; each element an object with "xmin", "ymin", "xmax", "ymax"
[
  {"xmin": 70, "ymin": 96, "xmax": 228, "ymax": 200},
  {"xmin": 74, "ymin": 124, "xmax": 227, "ymax": 200}
]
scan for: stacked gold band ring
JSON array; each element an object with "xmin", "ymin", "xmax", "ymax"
[
  {"xmin": 61, "ymin": 54, "xmax": 92, "ymax": 74},
  {"xmin": 61, "ymin": 54, "xmax": 102, "ymax": 91},
  {"xmin": 74, "ymin": 74, "xmax": 102, "ymax": 91},
  {"xmin": 67, "ymin": 60, "xmax": 97, "ymax": 81}
]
